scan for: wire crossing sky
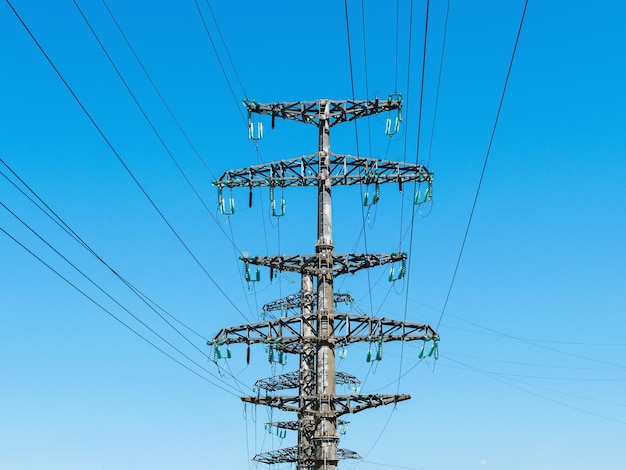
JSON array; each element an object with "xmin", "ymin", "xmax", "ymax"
[{"xmin": 1, "ymin": 1, "xmax": 626, "ymax": 469}]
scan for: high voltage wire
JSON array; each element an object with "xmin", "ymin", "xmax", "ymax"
[
  {"xmin": 0, "ymin": 157, "xmax": 206, "ymax": 343},
  {"xmin": 193, "ymin": 0, "xmax": 247, "ymax": 126},
  {"xmin": 1, "ymin": 160, "xmax": 254, "ymax": 395},
  {"xmin": 436, "ymin": 0, "xmax": 530, "ymax": 332},
  {"xmin": 71, "ymin": 0, "xmax": 241, "ymax": 253},
  {"xmin": 99, "ymin": 0, "xmax": 217, "ymax": 181},
  {"xmin": 0, "ymin": 223, "xmax": 242, "ymax": 398},
  {"xmin": 445, "ymin": 356, "xmax": 626, "ymax": 426},
  {"xmin": 425, "ymin": 0, "xmax": 451, "ymax": 168},
  {"xmin": 344, "ymin": 0, "xmax": 376, "ymax": 331},
  {"xmin": 5, "ymin": 0, "xmax": 251, "ymax": 324},
  {"xmin": 398, "ymin": 0, "xmax": 431, "ymax": 396},
  {"xmin": 85, "ymin": 0, "xmax": 259, "ymax": 323},
  {"xmin": 0, "ymin": 200, "xmax": 211, "ymax": 374}
]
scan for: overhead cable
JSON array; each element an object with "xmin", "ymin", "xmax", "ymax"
[
  {"xmin": 436, "ymin": 0, "xmax": 530, "ymax": 331},
  {"xmin": 5, "ymin": 0, "xmax": 251, "ymax": 323}
]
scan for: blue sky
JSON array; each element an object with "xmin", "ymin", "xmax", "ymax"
[{"xmin": 1, "ymin": 1, "xmax": 626, "ymax": 469}]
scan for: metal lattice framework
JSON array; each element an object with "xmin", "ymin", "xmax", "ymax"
[
  {"xmin": 255, "ymin": 371, "xmax": 360, "ymax": 392},
  {"xmin": 210, "ymin": 99, "xmax": 438, "ymax": 469},
  {"xmin": 262, "ymin": 292, "xmax": 354, "ymax": 313},
  {"xmin": 253, "ymin": 446, "xmax": 361, "ymax": 464},
  {"xmin": 241, "ymin": 252, "xmax": 406, "ymax": 277},
  {"xmin": 210, "ymin": 313, "xmax": 438, "ymax": 354},
  {"xmin": 213, "ymin": 154, "xmax": 433, "ymax": 189},
  {"xmin": 242, "ymin": 394, "xmax": 411, "ymax": 416},
  {"xmin": 244, "ymin": 98, "xmax": 401, "ymax": 127}
]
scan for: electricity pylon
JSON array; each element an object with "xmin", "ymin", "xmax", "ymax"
[{"xmin": 209, "ymin": 98, "xmax": 439, "ymax": 470}]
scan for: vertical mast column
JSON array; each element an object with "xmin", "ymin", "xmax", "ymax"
[
  {"xmin": 314, "ymin": 101, "xmax": 338, "ymax": 469},
  {"xmin": 298, "ymin": 274, "xmax": 315, "ymax": 469}
]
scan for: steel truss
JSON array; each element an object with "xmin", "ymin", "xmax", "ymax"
[
  {"xmin": 211, "ymin": 99, "xmax": 438, "ymax": 470},
  {"xmin": 262, "ymin": 292, "xmax": 354, "ymax": 313},
  {"xmin": 242, "ymin": 393, "xmax": 411, "ymax": 416},
  {"xmin": 255, "ymin": 371, "xmax": 360, "ymax": 392},
  {"xmin": 209, "ymin": 313, "xmax": 438, "ymax": 354},
  {"xmin": 241, "ymin": 252, "xmax": 406, "ymax": 277},
  {"xmin": 213, "ymin": 154, "xmax": 433, "ymax": 189},
  {"xmin": 244, "ymin": 98, "xmax": 401, "ymax": 127},
  {"xmin": 253, "ymin": 446, "xmax": 361, "ymax": 465}
]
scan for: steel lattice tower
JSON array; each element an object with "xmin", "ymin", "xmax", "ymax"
[{"xmin": 208, "ymin": 98, "xmax": 439, "ymax": 469}]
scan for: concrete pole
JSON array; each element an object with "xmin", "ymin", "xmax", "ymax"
[
  {"xmin": 298, "ymin": 274, "xmax": 315, "ymax": 469},
  {"xmin": 314, "ymin": 101, "xmax": 338, "ymax": 470}
]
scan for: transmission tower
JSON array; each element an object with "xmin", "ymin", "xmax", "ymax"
[{"xmin": 209, "ymin": 98, "xmax": 439, "ymax": 470}]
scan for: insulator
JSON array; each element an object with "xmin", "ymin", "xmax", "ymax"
[
  {"xmin": 419, "ymin": 345, "xmax": 425, "ymax": 359},
  {"xmin": 218, "ymin": 187, "xmax": 235, "ymax": 215},
  {"xmin": 248, "ymin": 188, "xmax": 253, "ymax": 208},
  {"xmin": 385, "ymin": 94, "xmax": 403, "ymax": 136},
  {"xmin": 366, "ymin": 349, "xmax": 372, "ymax": 363},
  {"xmin": 268, "ymin": 347, "xmax": 274, "ymax": 363},
  {"xmin": 244, "ymin": 262, "xmax": 260, "ymax": 283},
  {"xmin": 363, "ymin": 182, "xmax": 380, "ymax": 207},
  {"xmin": 226, "ymin": 346, "xmax": 232, "ymax": 359},
  {"xmin": 376, "ymin": 338, "xmax": 383, "ymax": 361},
  {"xmin": 415, "ymin": 182, "xmax": 433, "ymax": 205},
  {"xmin": 389, "ymin": 258, "xmax": 406, "ymax": 282},
  {"xmin": 270, "ymin": 184, "xmax": 286, "ymax": 217},
  {"xmin": 246, "ymin": 345, "xmax": 251, "ymax": 364},
  {"xmin": 399, "ymin": 258, "xmax": 407, "ymax": 278},
  {"xmin": 248, "ymin": 112, "xmax": 263, "ymax": 140}
]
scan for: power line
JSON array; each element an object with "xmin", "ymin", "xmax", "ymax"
[
  {"xmin": 193, "ymin": 0, "xmax": 246, "ymax": 125},
  {"xmin": 0, "ymin": 223, "xmax": 241, "ymax": 397},
  {"xmin": 99, "ymin": 0, "xmax": 217, "ymax": 181},
  {"xmin": 445, "ymin": 356, "xmax": 626, "ymax": 426},
  {"xmin": 344, "ymin": 0, "xmax": 376, "ymax": 329},
  {"xmin": 398, "ymin": 0, "xmax": 431, "ymax": 395},
  {"xmin": 0, "ymin": 199, "xmax": 252, "ymax": 395},
  {"xmin": 436, "ymin": 0, "xmax": 529, "ymax": 331},
  {"xmin": 6, "ymin": 0, "xmax": 250, "ymax": 323},
  {"xmin": 0, "ymin": 157, "xmax": 207, "ymax": 342},
  {"xmin": 425, "ymin": 0, "xmax": 451, "ymax": 168},
  {"xmin": 203, "ymin": 0, "xmax": 247, "ymax": 99}
]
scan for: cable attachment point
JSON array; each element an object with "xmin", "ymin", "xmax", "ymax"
[
  {"xmin": 269, "ymin": 181, "xmax": 285, "ymax": 217},
  {"xmin": 217, "ymin": 186, "xmax": 235, "ymax": 215},
  {"xmin": 244, "ymin": 99, "xmax": 263, "ymax": 140},
  {"xmin": 388, "ymin": 257, "xmax": 407, "ymax": 282},
  {"xmin": 429, "ymin": 339, "xmax": 439, "ymax": 360},
  {"xmin": 244, "ymin": 259, "xmax": 260, "ymax": 283},
  {"xmin": 211, "ymin": 340, "xmax": 227, "ymax": 362},
  {"xmin": 385, "ymin": 92, "xmax": 403, "ymax": 136},
  {"xmin": 363, "ymin": 173, "xmax": 380, "ymax": 207},
  {"xmin": 414, "ymin": 181, "xmax": 433, "ymax": 206},
  {"xmin": 365, "ymin": 337, "xmax": 384, "ymax": 362}
]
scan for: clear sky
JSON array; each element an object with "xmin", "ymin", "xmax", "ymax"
[{"xmin": 1, "ymin": 1, "xmax": 625, "ymax": 469}]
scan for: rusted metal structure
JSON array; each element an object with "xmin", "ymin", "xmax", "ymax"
[{"xmin": 209, "ymin": 98, "xmax": 439, "ymax": 469}]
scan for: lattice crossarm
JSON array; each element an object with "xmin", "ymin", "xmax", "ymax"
[
  {"xmin": 240, "ymin": 252, "xmax": 407, "ymax": 277},
  {"xmin": 213, "ymin": 154, "xmax": 433, "ymax": 189},
  {"xmin": 209, "ymin": 315, "xmax": 307, "ymax": 347},
  {"xmin": 245, "ymin": 99, "xmax": 402, "ymax": 127},
  {"xmin": 342, "ymin": 394, "xmax": 411, "ymax": 415},
  {"xmin": 241, "ymin": 394, "xmax": 300, "ymax": 412},
  {"xmin": 332, "ymin": 314, "xmax": 439, "ymax": 346}
]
